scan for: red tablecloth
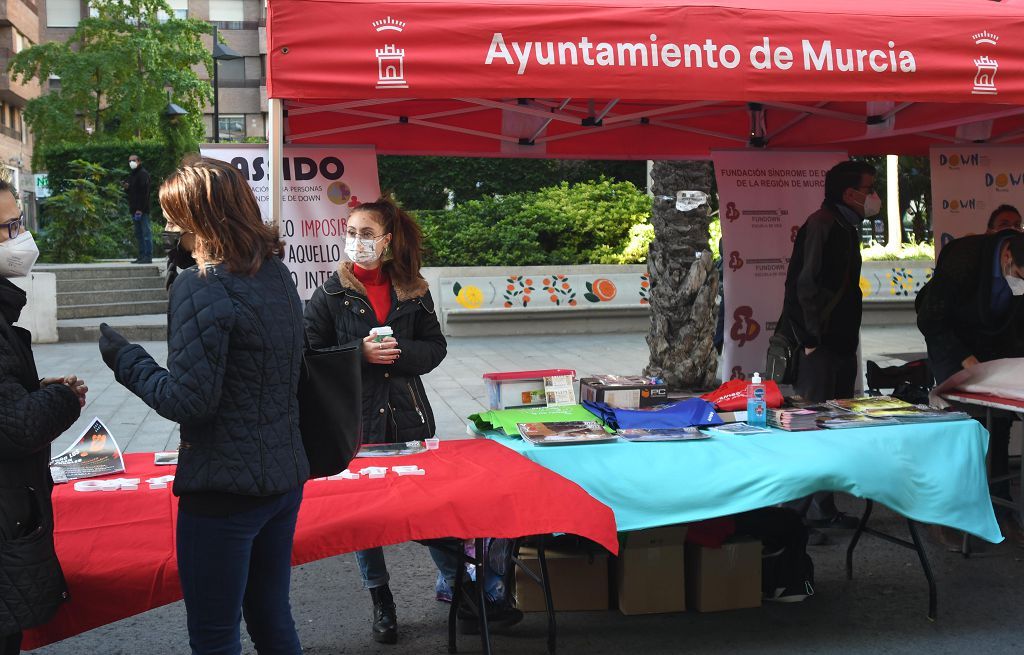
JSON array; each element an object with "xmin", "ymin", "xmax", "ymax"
[{"xmin": 24, "ymin": 439, "xmax": 617, "ymax": 650}]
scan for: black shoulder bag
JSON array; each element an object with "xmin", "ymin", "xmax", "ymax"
[{"xmin": 298, "ymin": 343, "xmax": 364, "ymax": 479}]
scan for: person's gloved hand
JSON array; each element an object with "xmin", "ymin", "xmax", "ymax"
[{"xmin": 98, "ymin": 323, "xmax": 130, "ymax": 370}]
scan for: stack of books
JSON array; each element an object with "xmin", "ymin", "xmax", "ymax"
[{"xmin": 768, "ymin": 407, "xmax": 824, "ymax": 431}]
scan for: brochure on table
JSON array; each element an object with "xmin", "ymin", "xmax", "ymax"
[{"xmin": 49, "ymin": 417, "xmax": 125, "ymax": 482}]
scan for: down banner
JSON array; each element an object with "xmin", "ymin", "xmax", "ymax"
[
  {"xmin": 930, "ymin": 145, "xmax": 1024, "ymax": 253},
  {"xmin": 714, "ymin": 150, "xmax": 847, "ymax": 382}
]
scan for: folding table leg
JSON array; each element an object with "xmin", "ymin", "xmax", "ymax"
[
  {"xmin": 845, "ymin": 499, "xmax": 873, "ymax": 579},
  {"xmin": 448, "ymin": 557, "xmax": 464, "ymax": 654},
  {"xmin": 536, "ymin": 535, "xmax": 557, "ymax": 655},
  {"xmin": 476, "ymin": 538, "xmax": 493, "ymax": 655},
  {"xmin": 906, "ymin": 519, "xmax": 937, "ymax": 621}
]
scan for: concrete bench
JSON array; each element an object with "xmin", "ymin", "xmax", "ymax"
[{"xmin": 421, "ymin": 265, "xmax": 651, "ymax": 336}]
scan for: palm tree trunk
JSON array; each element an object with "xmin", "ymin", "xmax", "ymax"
[{"xmin": 643, "ymin": 160, "xmax": 719, "ymax": 390}]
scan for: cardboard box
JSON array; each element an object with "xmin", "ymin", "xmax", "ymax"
[
  {"xmin": 483, "ymin": 369, "xmax": 576, "ymax": 410},
  {"xmin": 617, "ymin": 525, "xmax": 688, "ymax": 615},
  {"xmin": 514, "ymin": 545, "xmax": 608, "ymax": 612},
  {"xmin": 685, "ymin": 538, "xmax": 762, "ymax": 612},
  {"xmin": 579, "ymin": 375, "xmax": 668, "ymax": 408}
]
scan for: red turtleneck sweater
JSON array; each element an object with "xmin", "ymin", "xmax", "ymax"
[{"xmin": 353, "ymin": 264, "xmax": 393, "ymax": 324}]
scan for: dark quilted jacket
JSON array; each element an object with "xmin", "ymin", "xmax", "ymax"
[
  {"xmin": 916, "ymin": 231, "xmax": 1024, "ymax": 383},
  {"xmin": 0, "ymin": 278, "xmax": 81, "ymax": 635},
  {"xmin": 304, "ymin": 264, "xmax": 446, "ymax": 443},
  {"xmin": 113, "ymin": 257, "xmax": 309, "ymax": 496}
]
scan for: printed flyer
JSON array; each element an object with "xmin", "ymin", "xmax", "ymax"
[{"xmin": 49, "ymin": 418, "xmax": 126, "ymax": 482}]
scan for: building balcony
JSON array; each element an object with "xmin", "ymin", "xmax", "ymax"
[
  {"xmin": 0, "ymin": 47, "xmax": 41, "ymax": 104},
  {"xmin": 0, "ymin": 124, "xmax": 22, "ymax": 141},
  {"xmin": 0, "ymin": 0, "xmax": 41, "ymax": 43}
]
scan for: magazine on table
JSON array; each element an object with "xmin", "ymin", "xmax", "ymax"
[
  {"xmin": 356, "ymin": 441, "xmax": 428, "ymax": 457},
  {"xmin": 706, "ymin": 423, "xmax": 772, "ymax": 436},
  {"xmin": 818, "ymin": 414, "xmax": 900, "ymax": 429},
  {"xmin": 517, "ymin": 421, "xmax": 618, "ymax": 446},
  {"xmin": 826, "ymin": 396, "xmax": 969, "ymax": 424},
  {"xmin": 617, "ymin": 427, "xmax": 710, "ymax": 442},
  {"xmin": 827, "ymin": 396, "xmax": 914, "ymax": 413}
]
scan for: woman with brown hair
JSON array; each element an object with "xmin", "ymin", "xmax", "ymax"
[
  {"xmin": 98, "ymin": 158, "xmax": 308, "ymax": 654},
  {"xmin": 305, "ymin": 197, "xmax": 522, "ymax": 644}
]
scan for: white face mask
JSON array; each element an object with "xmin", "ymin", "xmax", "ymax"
[
  {"xmin": 344, "ymin": 236, "xmax": 382, "ymax": 264},
  {"xmin": 0, "ymin": 230, "xmax": 40, "ymax": 278},
  {"xmin": 860, "ymin": 191, "xmax": 882, "ymax": 218},
  {"xmin": 129, "ymin": 161, "xmax": 138, "ymax": 170},
  {"xmin": 1007, "ymin": 275, "xmax": 1024, "ymax": 297}
]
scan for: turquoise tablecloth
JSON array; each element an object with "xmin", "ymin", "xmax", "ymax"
[{"xmin": 491, "ymin": 419, "xmax": 1003, "ymax": 543}]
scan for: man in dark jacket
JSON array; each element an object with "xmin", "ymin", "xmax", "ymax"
[
  {"xmin": 1, "ymin": 179, "xmax": 85, "ymax": 654},
  {"xmin": 916, "ymin": 231, "xmax": 1024, "ymax": 544},
  {"xmin": 780, "ymin": 160, "xmax": 878, "ymax": 534},
  {"xmin": 125, "ymin": 154, "xmax": 152, "ymax": 264}
]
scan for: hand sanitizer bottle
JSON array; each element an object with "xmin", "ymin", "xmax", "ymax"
[{"xmin": 746, "ymin": 372, "xmax": 768, "ymax": 428}]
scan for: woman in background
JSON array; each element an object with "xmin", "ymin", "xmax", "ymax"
[{"xmin": 305, "ymin": 197, "xmax": 521, "ymax": 644}]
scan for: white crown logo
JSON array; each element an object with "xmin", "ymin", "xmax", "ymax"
[
  {"xmin": 973, "ymin": 31, "xmax": 999, "ymax": 45},
  {"xmin": 373, "ymin": 16, "xmax": 406, "ymax": 33}
]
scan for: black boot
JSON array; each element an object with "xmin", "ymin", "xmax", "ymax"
[
  {"xmin": 456, "ymin": 580, "xmax": 523, "ymax": 636},
  {"xmin": 369, "ymin": 585, "xmax": 398, "ymax": 644}
]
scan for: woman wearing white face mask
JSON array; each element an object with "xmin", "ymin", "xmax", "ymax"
[
  {"xmin": 0, "ymin": 179, "xmax": 87, "ymax": 654},
  {"xmin": 304, "ymin": 197, "xmax": 523, "ymax": 644}
]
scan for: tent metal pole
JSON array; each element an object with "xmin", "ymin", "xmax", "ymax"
[{"xmin": 268, "ymin": 98, "xmax": 284, "ymax": 231}]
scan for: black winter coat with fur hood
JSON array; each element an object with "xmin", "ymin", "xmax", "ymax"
[{"xmin": 303, "ymin": 263, "xmax": 446, "ymax": 444}]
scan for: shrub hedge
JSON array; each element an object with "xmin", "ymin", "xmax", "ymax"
[{"xmin": 416, "ymin": 178, "xmax": 652, "ymax": 266}]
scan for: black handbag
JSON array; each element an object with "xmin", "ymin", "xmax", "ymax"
[
  {"xmin": 298, "ymin": 344, "xmax": 363, "ymax": 479},
  {"xmin": 766, "ymin": 314, "xmax": 799, "ymax": 385}
]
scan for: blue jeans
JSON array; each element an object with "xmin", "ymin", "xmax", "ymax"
[
  {"xmin": 176, "ymin": 489, "xmax": 304, "ymax": 655},
  {"xmin": 132, "ymin": 213, "xmax": 152, "ymax": 260},
  {"xmin": 355, "ymin": 539, "xmax": 462, "ymax": 590}
]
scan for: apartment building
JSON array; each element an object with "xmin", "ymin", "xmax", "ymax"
[
  {"xmin": 0, "ymin": 0, "xmax": 40, "ymax": 205},
  {"xmin": 12, "ymin": 0, "xmax": 267, "ymax": 177}
]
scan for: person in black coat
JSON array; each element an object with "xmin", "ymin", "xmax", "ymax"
[
  {"xmin": 0, "ymin": 179, "xmax": 86, "ymax": 655},
  {"xmin": 99, "ymin": 159, "xmax": 308, "ymax": 654},
  {"xmin": 916, "ymin": 230, "xmax": 1024, "ymax": 544},
  {"xmin": 780, "ymin": 160, "xmax": 877, "ymax": 537},
  {"xmin": 304, "ymin": 197, "xmax": 521, "ymax": 644},
  {"xmin": 125, "ymin": 154, "xmax": 152, "ymax": 264}
]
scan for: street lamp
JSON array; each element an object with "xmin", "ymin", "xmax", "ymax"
[
  {"xmin": 211, "ymin": 24, "xmax": 242, "ymax": 143},
  {"xmin": 165, "ymin": 91, "xmax": 188, "ymax": 118}
]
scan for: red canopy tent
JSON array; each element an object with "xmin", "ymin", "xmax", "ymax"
[{"xmin": 266, "ymin": 0, "xmax": 1024, "ymax": 161}]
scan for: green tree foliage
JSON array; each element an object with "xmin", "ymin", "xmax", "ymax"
[
  {"xmin": 39, "ymin": 140, "xmax": 177, "ymax": 259},
  {"xmin": 38, "ymin": 160, "xmax": 128, "ymax": 263},
  {"xmin": 379, "ymin": 157, "xmax": 647, "ymax": 209},
  {"xmin": 7, "ymin": 0, "xmax": 212, "ymax": 160},
  {"xmin": 416, "ymin": 178, "xmax": 651, "ymax": 266}
]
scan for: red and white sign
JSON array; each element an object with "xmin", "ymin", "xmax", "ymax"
[
  {"xmin": 268, "ymin": 1, "xmax": 1024, "ymax": 104},
  {"xmin": 201, "ymin": 145, "xmax": 381, "ymax": 300},
  {"xmin": 714, "ymin": 150, "xmax": 847, "ymax": 382}
]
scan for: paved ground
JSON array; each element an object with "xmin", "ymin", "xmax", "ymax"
[{"xmin": 31, "ymin": 327, "xmax": 1024, "ymax": 654}]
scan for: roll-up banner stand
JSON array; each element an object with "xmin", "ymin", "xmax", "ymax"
[
  {"xmin": 713, "ymin": 150, "xmax": 848, "ymax": 382},
  {"xmin": 930, "ymin": 145, "xmax": 1024, "ymax": 255},
  {"xmin": 201, "ymin": 144, "xmax": 381, "ymax": 300}
]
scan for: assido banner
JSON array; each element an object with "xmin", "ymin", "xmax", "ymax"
[
  {"xmin": 713, "ymin": 150, "xmax": 847, "ymax": 382},
  {"xmin": 930, "ymin": 145, "xmax": 1024, "ymax": 255},
  {"xmin": 201, "ymin": 144, "xmax": 381, "ymax": 300}
]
